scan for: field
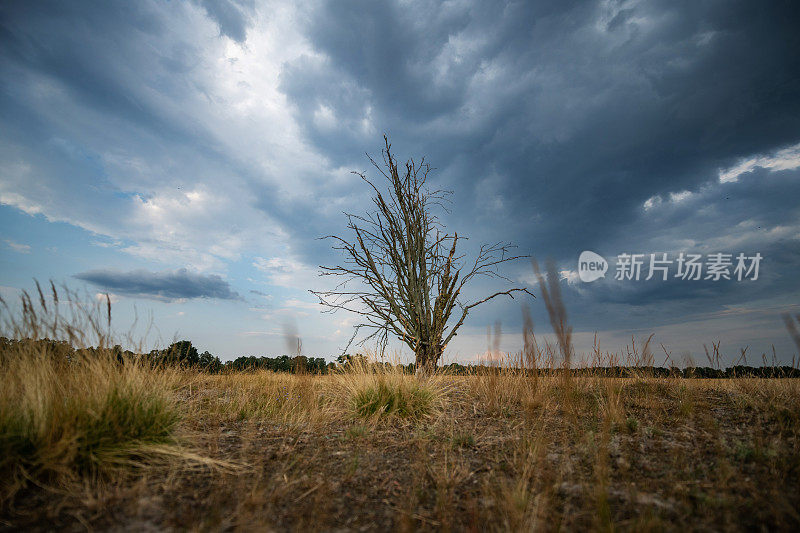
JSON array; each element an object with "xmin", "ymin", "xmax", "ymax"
[
  {"xmin": 3, "ymin": 353, "xmax": 800, "ymax": 532},
  {"xmin": 2, "ymin": 288, "xmax": 800, "ymax": 531}
]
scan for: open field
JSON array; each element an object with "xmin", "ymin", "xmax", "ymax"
[
  {"xmin": 2, "ymin": 286, "xmax": 799, "ymax": 531},
  {"xmin": 3, "ymin": 354, "xmax": 800, "ymax": 532}
]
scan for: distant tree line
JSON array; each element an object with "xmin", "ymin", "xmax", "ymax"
[
  {"xmin": 556, "ymin": 365, "xmax": 800, "ymax": 379},
  {"xmin": 0, "ymin": 337, "xmax": 332, "ymax": 374},
  {"xmin": 412, "ymin": 363, "xmax": 800, "ymax": 378},
  {"xmin": 1, "ymin": 337, "xmax": 799, "ymax": 378},
  {"xmin": 143, "ymin": 340, "xmax": 331, "ymax": 374}
]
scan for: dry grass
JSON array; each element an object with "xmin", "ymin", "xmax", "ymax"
[
  {"xmin": 0, "ymin": 346, "xmax": 184, "ymax": 502},
  {"xmin": 191, "ymin": 371, "xmax": 325, "ymax": 427},
  {"xmin": 2, "ymin": 363, "xmax": 800, "ymax": 530},
  {"xmin": 0, "ymin": 286, "xmax": 217, "ymax": 515},
  {"xmin": 2, "ymin": 283, "xmax": 799, "ymax": 531},
  {"xmin": 328, "ymin": 359, "xmax": 447, "ymax": 422}
]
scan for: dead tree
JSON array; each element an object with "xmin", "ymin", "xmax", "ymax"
[{"xmin": 312, "ymin": 136, "xmax": 533, "ymax": 369}]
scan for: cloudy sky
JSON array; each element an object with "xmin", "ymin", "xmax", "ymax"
[{"xmin": 1, "ymin": 0, "xmax": 799, "ymax": 365}]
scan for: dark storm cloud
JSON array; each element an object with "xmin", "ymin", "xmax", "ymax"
[
  {"xmin": 275, "ymin": 0, "xmax": 800, "ymax": 340},
  {"xmin": 499, "ymin": 169, "xmax": 794, "ymax": 338},
  {"xmin": 567, "ymin": 240, "xmax": 800, "ymax": 329},
  {"xmin": 2, "ymin": 2, "xmax": 185, "ymax": 139},
  {"xmin": 0, "ymin": 0, "xmax": 290, "ymax": 268},
  {"xmin": 75, "ymin": 268, "xmax": 241, "ymax": 301},
  {"xmin": 304, "ymin": 2, "xmax": 472, "ymax": 119},
  {"xmin": 629, "ymin": 167, "xmax": 800, "ymax": 238},
  {"xmin": 0, "ymin": 0, "xmax": 259, "ymax": 171},
  {"xmin": 284, "ymin": 0, "xmax": 800, "ymax": 256}
]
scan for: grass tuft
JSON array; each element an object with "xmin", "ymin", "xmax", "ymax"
[
  {"xmin": 0, "ymin": 345, "xmax": 183, "ymax": 502},
  {"xmin": 329, "ymin": 359, "xmax": 445, "ymax": 422},
  {"xmin": 0, "ymin": 284, "xmax": 193, "ymax": 505},
  {"xmin": 351, "ymin": 377, "xmax": 435, "ymax": 419}
]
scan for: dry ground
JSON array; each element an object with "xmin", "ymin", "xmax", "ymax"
[{"xmin": 4, "ymin": 370, "xmax": 800, "ymax": 532}]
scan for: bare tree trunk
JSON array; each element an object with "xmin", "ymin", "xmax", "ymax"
[{"xmin": 414, "ymin": 341, "xmax": 443, "ymax": 372}]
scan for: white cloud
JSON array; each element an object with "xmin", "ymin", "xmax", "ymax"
[
  {"xmin": 313, "ymin": 104, "xmax": 337, "ymax": 130},
  {"xmin": 669, "ymin": 190, "xmax": 693, "ymax": 203},
  {"xmin": 559, "ymin": 269, "xmax": 580, "ymax": 285},
  {"xmin": 118, "ymin": 186, "xmax": 288, "ymax": 271},
  {"xmin": 642, "ymin": 195, "xmax": 661, "ymax": 211},
  {"xmin": 642, "ymin": 190, "xmax": 693, "ymax": 212},
  {"xmin": 284, "ymin": 298, "xmax": 322, "ymax": 311},
  {"xmin": 240, "ymin": 330, "xmax": 281, "ymax": 337},
  {"xmin": 0, "ymin": 285, "xmax": 21, "ymax": 302},
  {"xmin": 719, "ymin": 142, "xmax": 800, "ymax": 183},
  {"xmin": 0, "ymin": 2, "xmax": 342, "ymax": 273}
]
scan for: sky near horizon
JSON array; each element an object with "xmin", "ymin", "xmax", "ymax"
[{"xmin": 1, "ymin": 0, "xmax": 799, "ymax": 365}]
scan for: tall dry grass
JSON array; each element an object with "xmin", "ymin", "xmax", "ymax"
[
  {"xmin": 0, "ymin": 285, "xmax": 202, "ymax": 505},
  {"xmin": 0, "ymin": 347, "xmax": 183, "ymax": 499},
  {"xmin": 1, "ymin": 271, "xmax": 799, "ymax": 530},
  {"xmin": 190, "ymin": 370, "xmax": 326, "ymax": 428}
]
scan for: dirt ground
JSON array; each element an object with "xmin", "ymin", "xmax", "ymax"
[{"xmin": 4, "ymin": 375, "xmax": 800, "ymax": 532}]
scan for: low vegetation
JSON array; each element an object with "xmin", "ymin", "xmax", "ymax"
[
  {"xmin": 335, "ymin": 363, "xmax": 446, "ymax": 421},
  {"xmin": 0, "ymin": 344, "xmax": 183, "ymax": 501},
  {"xmin": 1, "ymin": 286, "xmax": 799, "ymax": 531}
]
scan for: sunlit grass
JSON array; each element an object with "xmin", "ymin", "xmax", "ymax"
[
  {"xmin": 0, "ymin": 341, "xmax": 185, "ymax": 503},
  {"xmin": 327, "ymin": 358, "xmax": 446, "ymax": 422},
  {"xmin": 0, "ymin": 285, "xmax": 207, "ymax": 505},
  {"xmin": 2, "ymin": 282, "xmax": 799, "ymax": 530}
]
